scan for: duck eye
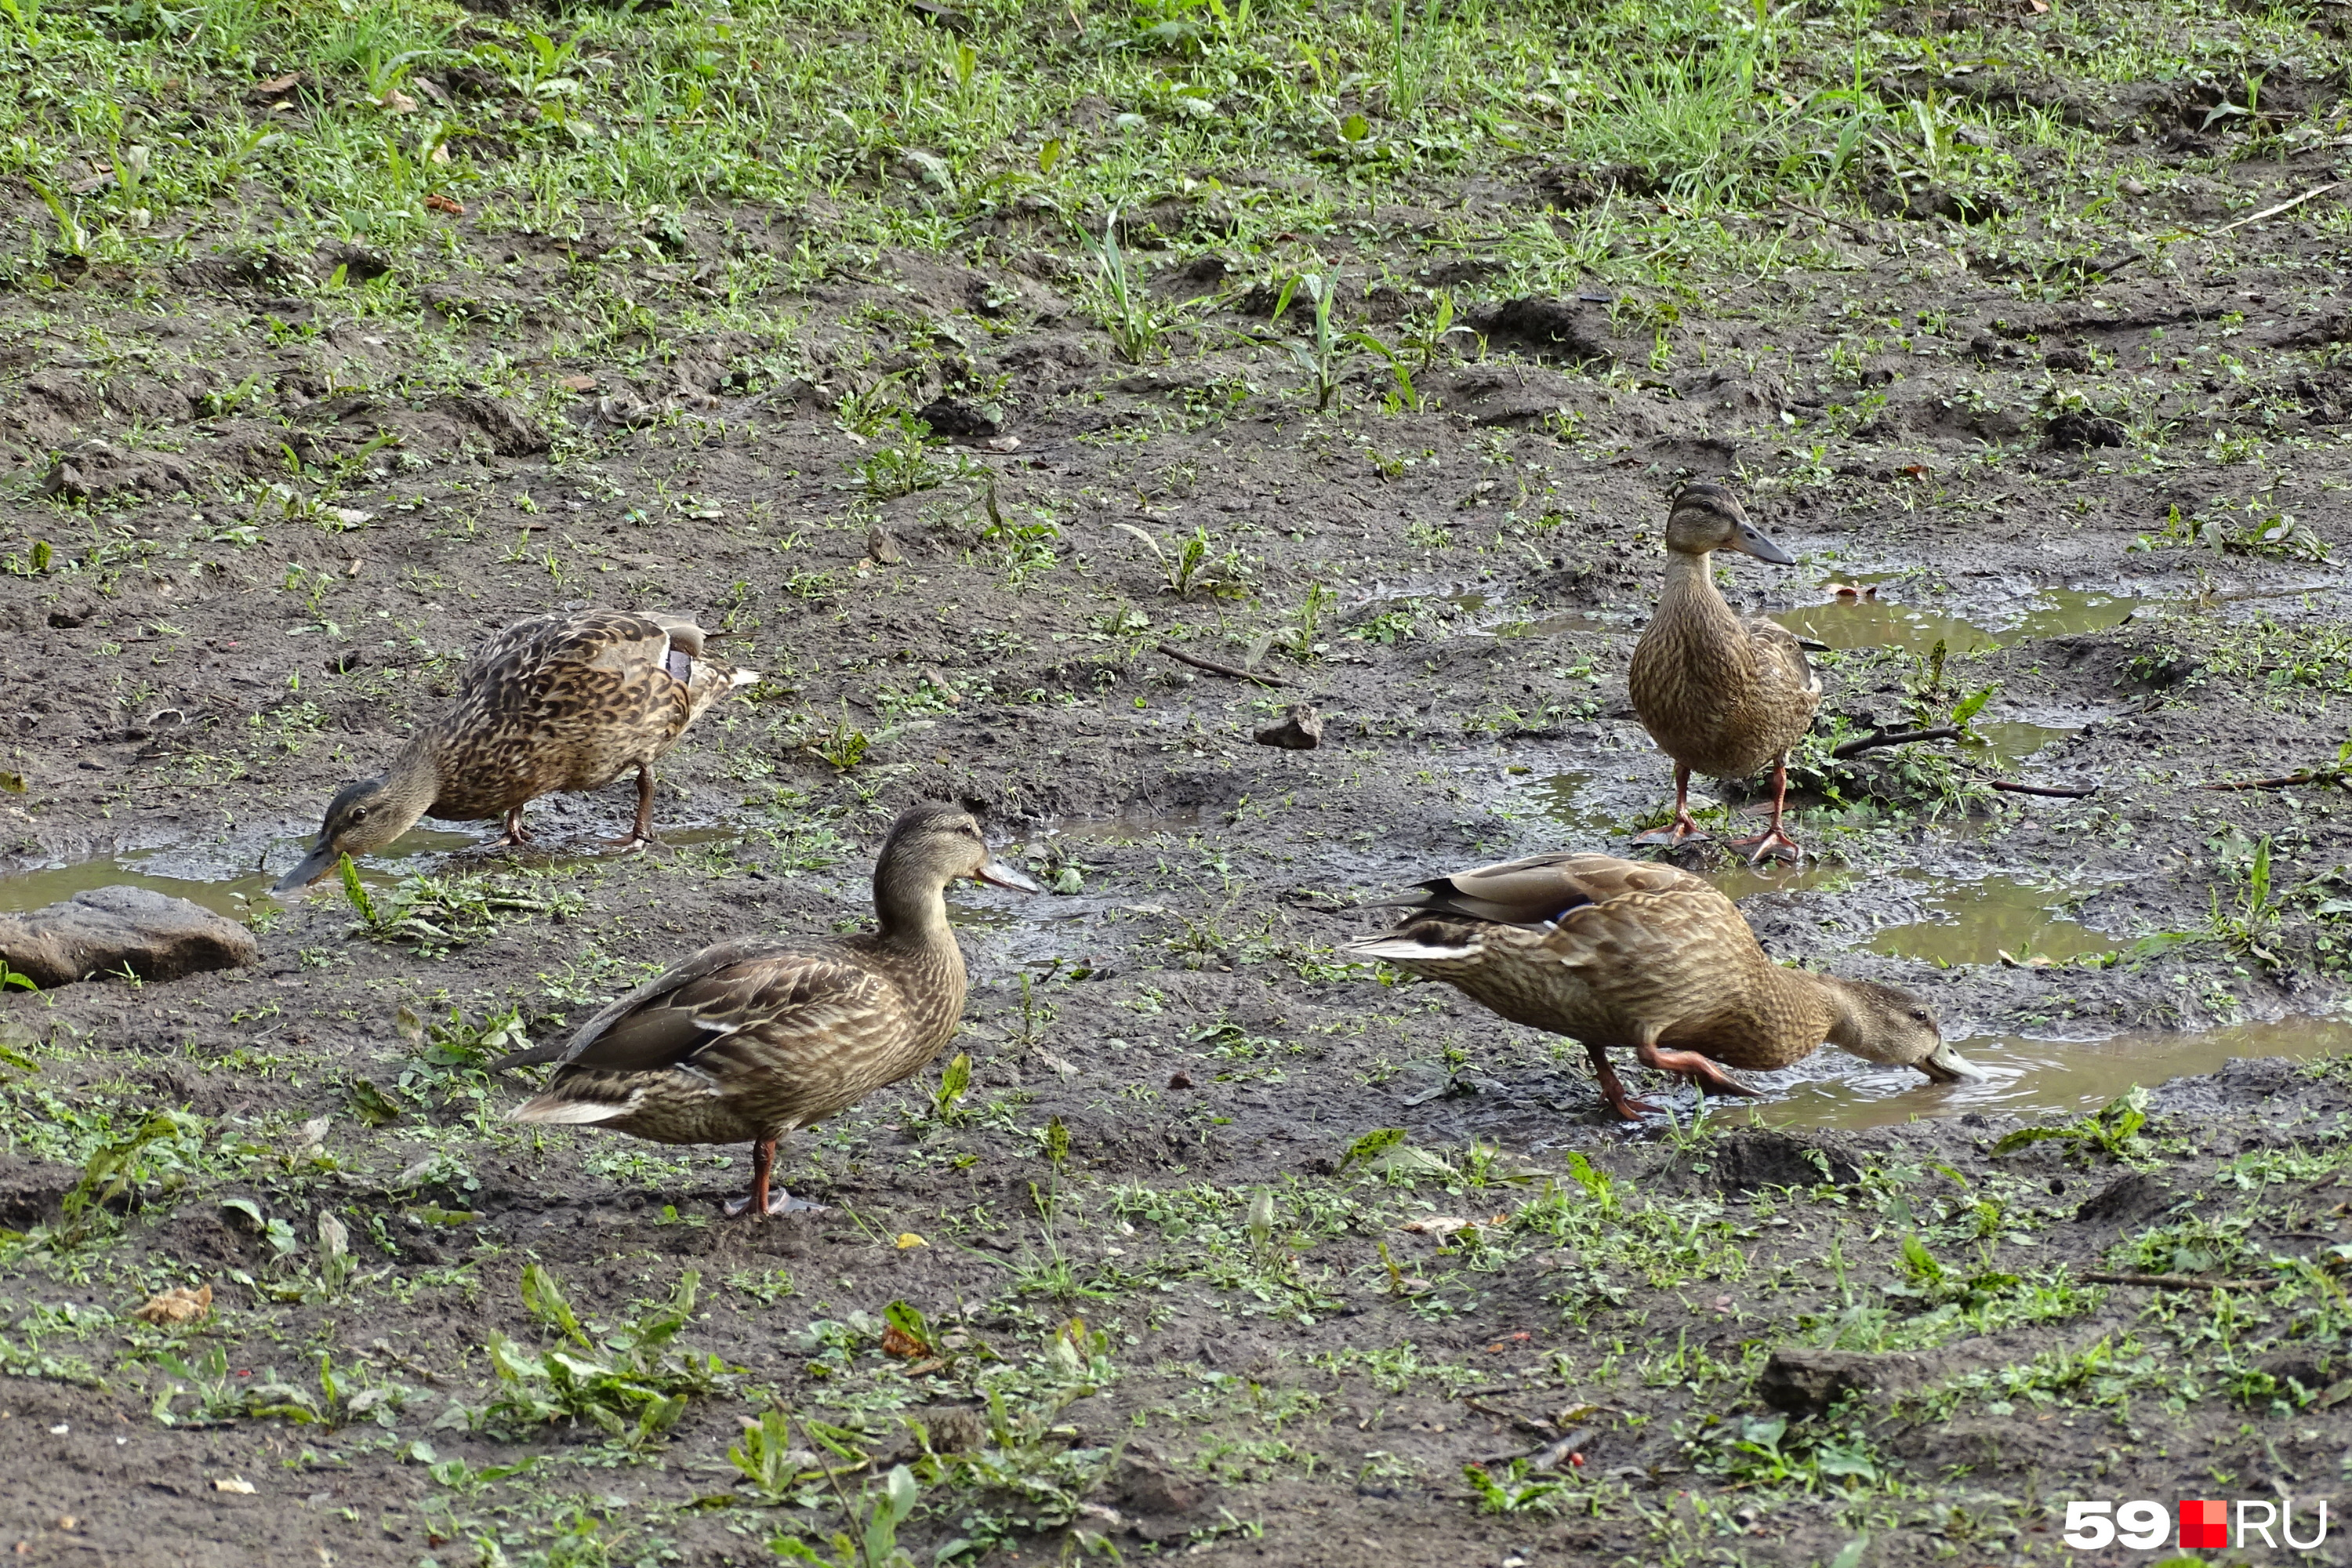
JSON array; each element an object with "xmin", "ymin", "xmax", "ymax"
[
  {"xmin": 350, "ymin": 807, "xmax": 369, "ymax": 822},
  {"xmin": 1909, "ymin": 1007, "xmax": 1931, "ymax": 1023}
]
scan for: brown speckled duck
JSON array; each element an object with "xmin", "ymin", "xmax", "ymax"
[
  {"xmin": 1348, "ymin": 851, "xmax": 1976, "ymax": 1120},
  {"xmin": 1627, "ymin": 485, "xmax": 1819, "ymax": 862},
  {"xmin": 509, "ymin": 801, "xmax": 1042, "ymax": 1217},
  {"xmin": 274, "ymin": 609, "xmax": 756, "ymax": 891}
]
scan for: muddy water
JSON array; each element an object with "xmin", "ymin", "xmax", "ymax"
[
  {"xmin": 0, "ymin": 825, "xmax": 748, "ymax": 920},
  {"xmin": 1748, "ymin": 1019, "xmax": 2352, "ymax": 1131},
  {"xmin": 1775, "ymin": 586, "xmax": 2139, "ymax": 655}
]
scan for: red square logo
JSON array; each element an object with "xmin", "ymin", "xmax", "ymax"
[{"xmin": 2180, "ymin": 1500, "xmax": 2229, "ymax": 1549}]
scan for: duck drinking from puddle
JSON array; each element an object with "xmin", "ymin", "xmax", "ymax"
[
  {"xmin": 1628, "ymin": 484, "xmax": 1818, "ymax": 863},
  {"xmin": 1349, "ymin": 850, "xmax": 1980, "ymax": 1120},
  {"xmin": 273, "ymin": 609, "xmax": 757, "ymax": 892},
  {"xmin": 506, "ymin": 801, "xmax": 1041, "ymax": 1217}
]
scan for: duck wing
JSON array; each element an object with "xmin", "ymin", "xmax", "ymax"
[
  {"xmin": 1740, "ymin": 615, "xmax": 1823, "ymax": 735},
  {"xmin": 1366, "ymin": 851, "xmax": 1715, "ymax": 928},
  {"xmin": 510, "ymin": 939, "xmax": 894, "ymax": 1124},
  {"xmin": 429, "ymin": 612, "xmax": 707, "ymax": 809}
]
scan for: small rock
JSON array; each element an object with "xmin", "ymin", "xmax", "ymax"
[
  {"xmin": 0, "ymin": 886, "xmax": 260, "ymax": 988},
  {"xmin": 132, "ymin": 1283, "xmax": 213, "ymax": 1327},
  {"xmin": 916, "ymin": 396, "xmax": 1006, "ymax": 438},
  {"xmin": 2045, "ymin": 410, "xmax": 2127, "ymax": 451},
  {"xmin": 1758, "ymin": 1348, "xmax": 1936, "ymax": 1414},
  {"xmin": 2074, "ymin": 1171, "xmax": 2177, "ymax": 1226},
  {"xmin": 1254, "ymin": 703, "xmax": 1323, "ymax": 750},
  {"xmin": 596, "ymin": 393, "xmax": 662, "ymax": 429},
  {"xmin": 1108, "ymin": 1443, "xmax": 1217, "ymax": 1541},
  {"xmin": 1479, "ymin": 298, "xmax": 1610, "ymax": 365},
  {"xmin": 867, "ymin": 526, "xmax": 906, "ymax": 566},
  {"xmin": 909, "ymin": 1406, "xmax": 985, "ymax": 1454},
  {"xmin": 42, "ymin": 442, "xmax": 198, "ymax": 503},
  {"xmin": 430, "ymin": 392, "xmax": 550, "ymax": 456}
]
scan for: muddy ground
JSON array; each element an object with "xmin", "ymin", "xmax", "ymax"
[{"xmin": 4, "ymin": 2, "xmax": 2352, "ymax": 1564}]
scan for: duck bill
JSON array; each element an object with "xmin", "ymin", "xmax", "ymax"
[
  {"xmin": 1730, "ymin": 522, "xmax": 1797, "ymax": 565},
  {"xmin": 975, "ymin": 858, "xmax": 1044, "ymax": 893},
  {"xmin": 1917, "ymin": 1041, "xmax": 1984, "ymax": 1083},
  {"xmin": 272, "ymin": 844, "xmax": 341, "ymax": 895}
]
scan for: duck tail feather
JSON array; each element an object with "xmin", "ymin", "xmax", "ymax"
[
  {"xmin": 508, "ymin": 1092, "xmax": 633, "ymax": 1125},
  {"xmin": 728, "ymin": 666, "xmax": 761, "ymax": 688},
  {"xmin": 1345, "ymin": 933, "xmax": 1483, "ymax": 963}
]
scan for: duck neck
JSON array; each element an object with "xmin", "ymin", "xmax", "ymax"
[
  {"xmin": 1816, "ymin": 976, "xmax": 1888, "ymax": 1056},
  {"xmin": 379, "ymin": 740, "xmax": 445, "ymax": 840},
  {"xmin": 1660, "ymin": 549, "xmax": 1739, "ymax": 630},
  {"xmin": 873, "ymin": 866, "xmax": 956, "ymax": 953}
]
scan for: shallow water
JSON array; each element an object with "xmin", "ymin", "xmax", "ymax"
[
  {"xmin": 1773, "ymin": 586, "xmax": 2138, "ymax": 655},
  {"xmin": 1746, "ymin": 1018, "xmax": 2352, "ymax": 1130},
  {"xmin": 1860, "ymin": 873, "xmax": 2117, "ymax": 967},
  {"xmin": 0, "ymin": 824, "xmax": 745, "ymax": 919}
]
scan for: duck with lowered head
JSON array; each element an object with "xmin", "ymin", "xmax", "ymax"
[
  {"xmin": 1348, "ymin": 850, "xmax": 1976, "ymax": 1120},
  {"xmin": 274, "ymin": 609, "xmax": 755, "ymax": 892},
  {"xmin": 508, "ymin": 800, "xmax": 1041, "ymax": 1217},
  {"xmin": 1627, "ymin": 483, "xmax": 1819, "ymax": 863}
]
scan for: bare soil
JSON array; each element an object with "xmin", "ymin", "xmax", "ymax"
[{"xmin": 4, "ymin": 34, "xmax": 2352, "ymax": 1568}]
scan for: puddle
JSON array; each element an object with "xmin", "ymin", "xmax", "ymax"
[
  {"xmin": 1748, "ymin": 1018, "xmax": 2352, "ymax": 1131},
  {"xmin": 1963, "ymin": 720, "xmax": 2077, "ymax": 768},
  {"xmin": 1861, "ymin": 874, "xmax": 2117, "ymax": 968},
  {"xmin": 0, "ymin": 824, "xmax": 748, "ymax": 916},
  {"xmin": 1050, "ymin": 808, "xmax": 1207, "ymax": 844},
  {"xmin": 0, "ymin": 830, "xmax": 487, "ymax": 920},
  {"xmin": 1773, "ymin": 586, "xmax": 2137, "ymax": 655}
]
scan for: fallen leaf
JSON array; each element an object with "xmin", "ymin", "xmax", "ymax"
[
  {"xmin": 132, "ymin": 1283, "xmax": 213, "ymax": 1327},
  {"xmin": 1399, "ymin": 1216, "xmax": 1477, "ymax": 1238},
  {"xmin": 558, "ymin": 374, "xmax": 597, "ymax": 392},
  {"xmin": 880, "ymin": 1325, "xmax": 927, "ymax": 1359},
  {"xmin": 212, "ymin": 1476, "xmax": 254, "ymax": 1494},
  {"xmin": 428, "ymin": 143, "xmax": 450, "ymax": 165},
  {"xmin": 423, "ymin": 193, "xmax": 464, "ymax": 216},
  {"xmin": 252, "ymin": 72, "xmax": 300, "ymax": 95},
  {"xmin": 377, "ymin": 89, "xmax": 419, "ymax": 113},
  {"xmin": 895, "ymin": 1232, "xmax": 927, "ymax": 1250},
  {"xmin": 1899, "ymin": 463, "xmax": 1931, "ymax": 481}
]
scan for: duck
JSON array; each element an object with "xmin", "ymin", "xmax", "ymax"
[
  {"xmin": 273, "ymin": 609, "xmax": 757, "ymax": 892},
  {"xmin": 1626, "ymin": 483, "xmax": 1819, "ymax": 863},
  {"xmin": 1347, "ymin": 851, "xmax": 1976, "ymax": 1120},
  {"xmin": 507, "ymin": 800, "xmax": 1042, "ymax": 1217}
]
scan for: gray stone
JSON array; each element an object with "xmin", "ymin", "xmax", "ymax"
[
  {"xmin": 1758, "ymin": 1348, "xmax": 1938, "ymax": 1414},
  {"xmin": 0, "ymin": 885, "xmax": 258, "ymax": 989},
  {"xmin": 1253, "ymin": 703, "xmax": 1323, "ymax": 750}
]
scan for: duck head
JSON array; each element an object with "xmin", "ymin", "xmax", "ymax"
[
  {"xmin": 273, "ymin": 765, "xmax": 435, "ymax": 894},
  {"xmin": 1824, "ymin": 977, "xmax": 1982, "ymax": 1083},
  {"xmin": 1664, "ymin": 483, "xmax": 1796, "ymax": 565},
  {"xmin": 876, "ymin": 800, "xmax": 1044, "ymax": 905}
]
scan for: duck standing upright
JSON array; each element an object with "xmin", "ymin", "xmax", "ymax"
[
  {"xmin": 1626, "ymin": 485, "xmax": 1819, "ymax": 862},
  {"xmin": 274, "ymin": 609, "xmax": 756, "ymax": 891},
  {"xmin": 509, "ymin": 801, "xmax": 1042, "ymax": 1217},
  {"xmin": 1348, "ymin": 851, "xmax": 1976, "ymax": 1120}
]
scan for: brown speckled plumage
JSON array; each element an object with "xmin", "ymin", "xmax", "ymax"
[
  {"xmin": 509, "ymin": 801, "xmax": 1042, "ymax": 1216},
  {"xmin": 1626, "ymin": 485, "xmax": 1820, "ymax": 858},
  {"xmin": 426, "ymin": 611, "xmax": 746, "ymax": 818},
  {"xmin": 1348, "ymin": 851, "xmax": 1974, "ymax": 1120},
  {"xmin": 275, "ymin": 609, "xmax": 754, "ymax": 890}
]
